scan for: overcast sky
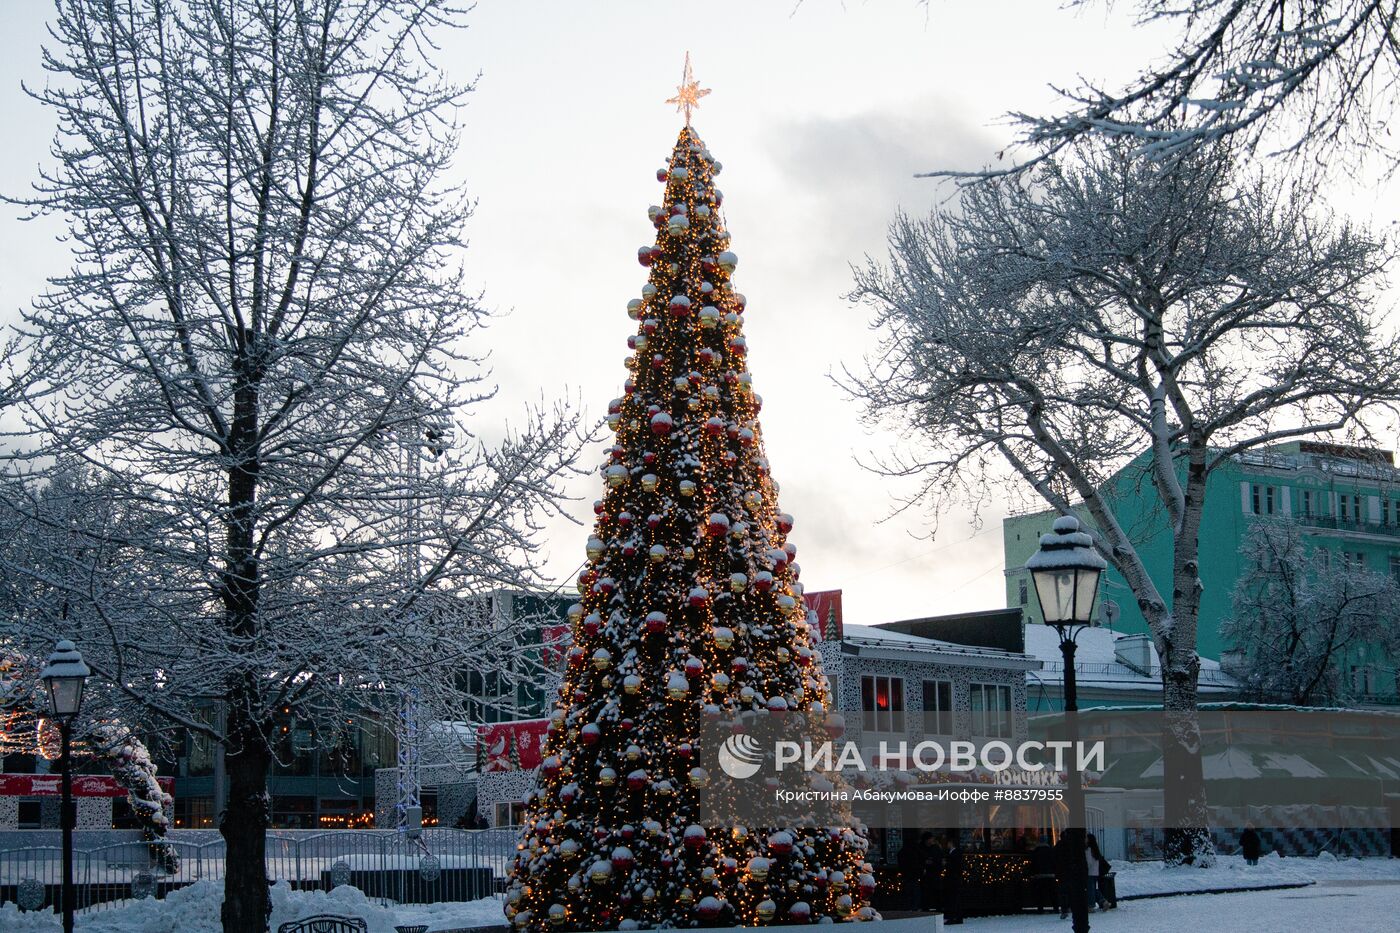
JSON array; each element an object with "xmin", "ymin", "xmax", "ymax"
[{"xmin": 3, "ymin": 1, "xmax": 1397, "ymax": 627}]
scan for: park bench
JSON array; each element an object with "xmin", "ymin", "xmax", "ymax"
[{"xmin": 276, "ymin": 915, "xmax": 369, "ymax": 933}]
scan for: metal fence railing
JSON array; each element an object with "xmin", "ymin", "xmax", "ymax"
[{"xmin": 0, "ymin": 827, "xmax": 519, "ymax": 915}]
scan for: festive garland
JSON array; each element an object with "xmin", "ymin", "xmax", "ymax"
[{"xmin": 89, "ymin": 721, "xmax": 180, "ymax": 874}]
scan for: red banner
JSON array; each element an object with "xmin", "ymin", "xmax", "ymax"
[
  {"xmin": 541, "ymin": 624, "xmax": 572, "ymax": 667},
  {"xmin": 0, "ymin": 774, "xmax": 175, "ymax": 798},
  {"xmin": 803, "ymin": 589, "xmax": 843, "ymax": 643},
  {"xmin": 478, "ymin": 719, "xmax": 550, "ymax": 773}
]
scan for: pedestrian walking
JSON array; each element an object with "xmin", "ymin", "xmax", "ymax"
[{"xmin": 1086, "ymin": 834, "xmax": 1110, "ymax": 910}]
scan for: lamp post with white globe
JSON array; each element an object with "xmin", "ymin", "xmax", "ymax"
[
  {"xmin": 1026, "ymin": 515, "xmax": 1106, "ymax": 933},
  {"xmin": 40, "ymin": 639, "xmax": 90, "ymax": 933}
]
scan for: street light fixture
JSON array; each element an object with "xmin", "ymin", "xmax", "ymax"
[
  {"xmin": 1026, "ymin": 515, "xmax": 1105, "ymax": 933},
  {"xmin": 40, "ymin": 639, "xmax": 90, "ymax": 933}
]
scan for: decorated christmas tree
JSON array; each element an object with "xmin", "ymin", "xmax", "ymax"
[{"xmin": 505, "ymin": 61, "xmax": 873, "ymax": 931}]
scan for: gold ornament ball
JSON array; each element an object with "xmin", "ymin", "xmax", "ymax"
[
  {"xmin": 641, "ymin": 473, "xmax": 659, "ymax": 493},
  {"xmin": 549, "ymin": 905, "xmax": 567, "ymax": 926},
  {"xmin": 757, "ymin": 900, "xmax": 777, "ymax": 922},
  {"xmin": 713, "ymin": 626, "xmax": 735, "ymax": 649},
  {"xmin": 678, "ymin": 888, "xmax": 695, "ymax": 906},
  {"xmin": 679, "ymin": 480, "xmax": 697, "ymax": 497},
  {"xmin": 598, "ymin": 768, "xmax": 617, "ymax": 787},
  {"xmin": 623, "ymin": 674, "xmax": 641, "ymax": 695}
]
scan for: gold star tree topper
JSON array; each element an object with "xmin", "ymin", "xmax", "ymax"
[{"xmin": 666, "ymin": 52, "xmax": 710, "ymax": 126}]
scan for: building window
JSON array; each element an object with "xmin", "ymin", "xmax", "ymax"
[
  {"xmin": 922, "ymin": 680, "xmax": 953, "ymax": 735},
  {"xmin": 1350, "ymin": 666, "xmax": 1375, "ymax": 696},
  {"xmin": 1384, "ymin": 499, "xmax": 1397, "ymax": 525},
  {"xmin": 969, "ymin": 683, "xmax": 1012, "ymax": 738},
  {"xmin": 1342, "ymin": 550, "xmax": 1366, "ymax": 571},
  {"xmin": 1390, "ymin": 555, "xmax": 1400, "ymax": 584},
  {"xmin": 861, "ymin": 674, "xmax": 905, "ymax": 734},
  {"xmin": 1017, "ymin": 578, "xmax": 1029, "ymax": 606},
  {"xmin": 494, "ymin": 801, "xmax": 526, "ymax": 827},
  {"xmin": 1339, "ymin": 493, "xmax": 1362, "ymax": 523},
  {"xmin": 1300, "ymin": 489, "xmax": 1315, "ymax": 517},
  {"xmin": 1250, "ymin": 484, "xmax": 1276, "ymax": 515}
]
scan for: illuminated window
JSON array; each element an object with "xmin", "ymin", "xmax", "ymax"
[{"xmin": 861, "ymin": 675, "xmax": 905, "ymax": 733}]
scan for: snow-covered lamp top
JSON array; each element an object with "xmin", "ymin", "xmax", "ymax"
[
  {"xmin": 39, "ymin": 639, "xmax": 90, "ymax": 719},
  {"xmin": 1024, "ymin": 515, "xmax": 1106, "ymax": 628}
]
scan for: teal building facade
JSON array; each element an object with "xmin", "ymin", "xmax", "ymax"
[{"xmin": 1003, "ymin": 441, "xmax": 1400, "ymax": 703}]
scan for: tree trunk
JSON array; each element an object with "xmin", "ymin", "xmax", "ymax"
[
  {"xmin": 1160, "ymin": 456, "xmax": 1212, "ymax": 864},
  {"xmin": 221, "ymin": 731, "xmax": 271, "ymax": 933},
  {"xmin": 220, "ymin": 369, "xmax": 269, "ymax": 931}
]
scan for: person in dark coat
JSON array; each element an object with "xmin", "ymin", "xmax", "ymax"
[
  {"xmin": 921, "ymin": 831, "xmax": 944, "ymax": 911},
  {"xmin": 1052, "ymin": 832, "xmax": 1076, "ymax": 920},
  {"xmin": 896, "ymin": 834, "xmax": 925, "ymax": 910},
  {"xmin": 1240, "ymin": 823, "xmax": 1262, "ymax": 866},
  {"xmin": 942, "ymin": 833, "xmax": 964, "ymax": 925},
  {"xmin": 1029, "ymin": 834, "xmax": 1056, "ymax": 911}
]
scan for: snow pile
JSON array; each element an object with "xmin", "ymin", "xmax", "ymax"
[
  {"xmin": 0, "ymin": 880, "xmax": 506, "ymax": 933},
  {"xmin": 1116, "ymin": 852, "xmax": 1400, "ymax": 898}
]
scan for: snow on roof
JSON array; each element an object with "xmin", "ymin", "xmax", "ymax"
[
  {"xmin": 1022, "ymin": 623, "xmax": 1238, "ymax": 692},
  {"xmin": 842, "ymin": 623, "xmax": 1038, "ymax": 666}
]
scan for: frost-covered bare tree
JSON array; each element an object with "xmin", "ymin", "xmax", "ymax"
[
  {"xmin": 1, "ymin": 2, "xmax": 584, "ymax": 929},
  {"xmin": 1222, "ymin": 520, "xmax": 1400, "ymax": 706},
  {"xmin": 847, "ymin": 140, "xmax": 1400, "ymax": 862},
  {"xmin": 992, "ymin": 1, "xmax": 1400, "ymax": 172}
]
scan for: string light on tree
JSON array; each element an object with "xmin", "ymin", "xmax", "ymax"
[{"xmin": 504, "ymin": 58, "xmax": 872, "ymax": 931}]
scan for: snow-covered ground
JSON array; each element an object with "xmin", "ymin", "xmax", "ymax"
[
  {"xmin": 960, "ymin": 881, "xmax": 1400, "ymax": 931},
  {"xmin": 0, "ymin": 880, "xmax": 507, "ymax": 933},
  {"xmin": 1114, "ymin": 851, "xmax": 1400, "ymax": 897},
  {"xmin": 1, "ymin": 855, "xmax": 1395, "ymax": 932}
]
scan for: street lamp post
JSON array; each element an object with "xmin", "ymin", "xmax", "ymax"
[
  {"xmin": 1026, "ymin": 515, "xmax": 1106, "ymax": 933},
  {"xmin": 40, "ymin": 639, "xmax": 90, "ymax": 933}
]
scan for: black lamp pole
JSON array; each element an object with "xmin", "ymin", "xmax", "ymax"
[
  {"xmin": 59, "ymin": 717, "xmax": 75, "ymax": 933},
  {"xmin": 1025, "ymin": 516, "xmax": 1105, "ymax": 933},
  {"xmin": 1058, "ymin": 630, "xmax": 1090, "ymax": 933},
  {"xmin": 41, "ymin": 639, "xmax": 90, "ymax": 933}
]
